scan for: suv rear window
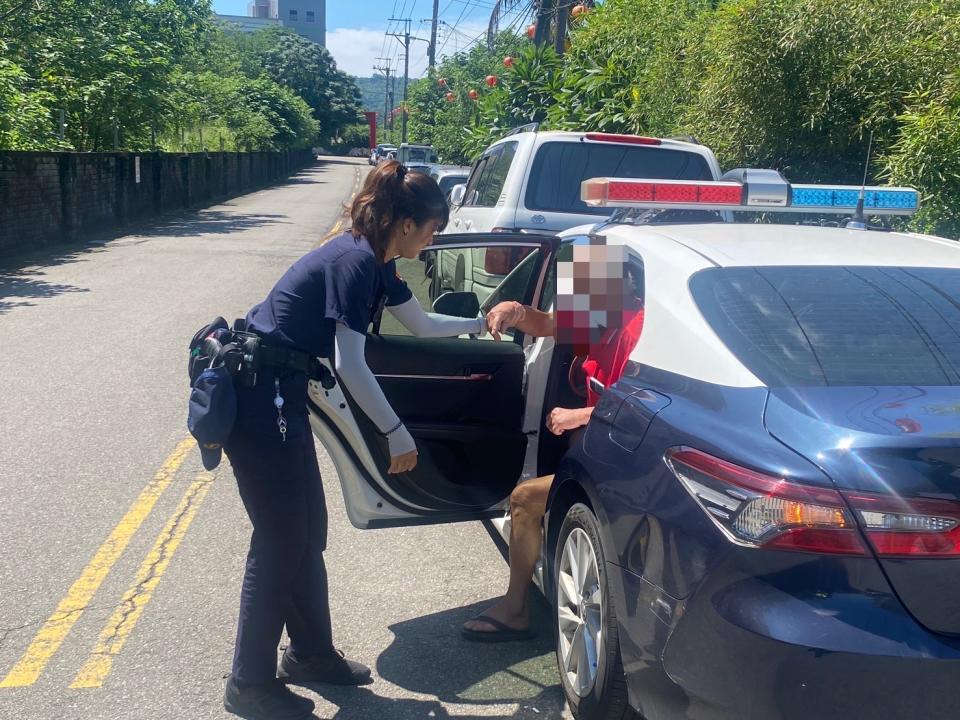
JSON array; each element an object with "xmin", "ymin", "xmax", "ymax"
[
  {"xmin": 525, "ymin": 141, "xmax": 712, "ymax": 215},
  {"xmin": 691, "ymin": 266, "xmax": 960, "ymax": 387}
]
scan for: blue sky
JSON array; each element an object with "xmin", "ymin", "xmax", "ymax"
[{"xmin": 211, "ymin": 1, "xmax": 533, "ymax": 78}]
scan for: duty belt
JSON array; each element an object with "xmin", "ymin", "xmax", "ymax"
[{"xmin": 258, "ymin": 344, "xmax": 314, "ymax": 374}]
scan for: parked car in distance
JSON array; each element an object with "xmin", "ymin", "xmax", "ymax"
[
  {"xmin": 397, "ymin": 143, "xmax": 439, "ymax": 166},
  {"xmin": 372, "ymin": 144, "xmax": 397, "ymax": 165},
  {"xmin": 429, "ymin": 165, "xmax": 471, "ymax": 200}
]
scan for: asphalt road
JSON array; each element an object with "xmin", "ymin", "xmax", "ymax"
[{"xmin": 0, "ymin": 157, "xmax": 569, "ymax": 719}]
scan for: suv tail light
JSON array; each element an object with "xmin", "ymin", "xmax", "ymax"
[
  {"xmin": 665, "ymin": 447, "xmax": 868, "ymax": 555},
  {"xmin": 584, "ymin": 132, "xmax": 661, "ymax": 146},
  {"xmin": 484, "ymin": 246, "xmax": 534, "ymax": 275},
  {"xmin": 843, "ymin": 493, "xmax": 960, "ymax": 557}
]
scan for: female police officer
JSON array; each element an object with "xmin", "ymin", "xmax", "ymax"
[{"xmin": 222, "ymin": 160, "xmax": 486, "ymax": 719}]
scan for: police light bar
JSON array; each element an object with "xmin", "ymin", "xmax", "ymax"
[{"xmin": 581, "ymin": 170, "xmax": 919, "ymax": 216}]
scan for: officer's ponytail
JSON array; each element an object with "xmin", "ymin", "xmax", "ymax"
[{"xmin": 350, "ymin": 160, "xmax": 449, "ymax": 262}]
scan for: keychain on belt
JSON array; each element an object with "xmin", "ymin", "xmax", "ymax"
[{"xmin": 274, "ymin": 377, "xmax": 287, "ymax": 442}]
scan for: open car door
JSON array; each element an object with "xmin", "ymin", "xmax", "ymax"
[{"xmin": 307, "ymin": 233, "xmax": 560, "ymax": 529}]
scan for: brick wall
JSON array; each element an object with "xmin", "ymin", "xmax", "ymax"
[{"xmin": 0, "ymin": 150, "xmax": 313, "ymax": 256}]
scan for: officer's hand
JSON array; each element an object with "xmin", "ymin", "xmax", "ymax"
[
  {"xmin": 486, "ymin": 301, "xmax": 526, "ymax": 341},
  {"xmin": 388, "ymin": 449, "xmax": 418, "ymax": 474}
]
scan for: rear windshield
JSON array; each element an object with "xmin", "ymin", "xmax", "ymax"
[
  {"xmin": 525, "ymin": 141, "xmax": 713, "ymax": 216},
  {"xmin": 691, "ymin": 267, "xmax": 960, "ymax": 387},
  {"xmin": 403, "ymin": 148, "xmax": 428, "ymax": 162}
]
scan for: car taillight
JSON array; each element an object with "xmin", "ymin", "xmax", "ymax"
[
  {"xmin": 844, "ymin": 493, "xmax": 960, "ymax": 557},
  {"xmin": 584, "ymin": 132, "xmax": 661, "ymax": 146},
  {"xmin": 484, "ymin": 246, "xmax": 533, "ymax": 275},
  {"xmin": 665, "ymin": 447, "xmax": 868, "ymax": 556}
]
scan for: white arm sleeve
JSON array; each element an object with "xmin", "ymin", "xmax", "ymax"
[
  {"xmin": 334, "ymin": 324, "xmax": 416, "ymax": 457},
  {"xmin": 386, "ymin": 297, "xmax": 484, "ymax": 338}
]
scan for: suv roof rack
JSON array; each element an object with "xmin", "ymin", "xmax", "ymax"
[{"xmin": 502, "ymin": 122, "xmax": 540, "ymax": 138}]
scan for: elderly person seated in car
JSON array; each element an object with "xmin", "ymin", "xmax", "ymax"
[{"xmin": 463, "ymin": 239, "xmax": 645, "ymax": 641}]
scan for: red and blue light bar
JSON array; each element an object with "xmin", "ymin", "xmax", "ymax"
[{"xmin": 581, "ymin": 171, "xmax": 919, "ymax": 216}]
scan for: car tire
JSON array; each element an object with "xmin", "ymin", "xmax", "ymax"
[{"xmin": 554, "ymin": 503, "xmax": 637, "ymax": 720}]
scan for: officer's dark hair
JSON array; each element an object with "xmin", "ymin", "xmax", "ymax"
[{"xmin": 350, "ymin": 160, "xmax": 449, "ymax": 262}]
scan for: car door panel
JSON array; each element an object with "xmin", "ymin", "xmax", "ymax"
[{"xmin": 308, "ymin": 233, "xmax": 561, "ymax": 528}]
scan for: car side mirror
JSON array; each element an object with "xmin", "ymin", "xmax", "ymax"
[
  {"xmin": 432, "ymin": 291, "xmax": 480, "ymax": 318},
  {"xmin": 449, "ymin": 183, "xmax": 467, "ymax": 208}
]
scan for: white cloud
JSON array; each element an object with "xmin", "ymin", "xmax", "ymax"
[{"xmin": 327, "ymin": 21, "xmax": 493, "ymax": 79}]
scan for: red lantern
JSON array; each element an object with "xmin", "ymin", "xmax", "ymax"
[
  {"xmin": 438, "ymin": 77, "xmax": 447, "ymax": 87},
  {"xmin": 468, "ymin": 89, "xmax": 479, "ymax": 100},
  {"xmin": 526, "ymin": 24, "xmax": 536, "ymax": 39},
  {"xmin": 485, "ymin": 75, "xmax": 497, "ymax": 87},
  {"xmin": 503, "ymin": 56, "xmax": 514, "ymax": 68},
  {"xmin": 445, "ymin": 92, "xmax": 455, "ymax": 102},
  {"xmin": 571, "ymin": 3, "xmax": 588, "ymax": 18}
]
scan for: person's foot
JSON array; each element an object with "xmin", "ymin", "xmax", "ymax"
[
  {"xmin": 462, "ymin": 598, "xmax": 530, "ymax": 635},
  {"xmin": 278, "ymin": 647, "xmax": 373, "ymax": 686},
  {"xmin": 223, "ymin": 675, "xmax": 314, "ymax": 719}
]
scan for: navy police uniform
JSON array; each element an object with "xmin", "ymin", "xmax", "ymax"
[{"xmin": 225, "ymin": 231, "xmax": 411, "ymax": 684}]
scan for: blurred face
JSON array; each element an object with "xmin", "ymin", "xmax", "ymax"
[
  {"xmin": 393, "ymin": 217, "xmax": 441, "ymax": 259},
  {"xmin": 555, "ymin": 240, "xmax": 637, "ymax": 354}
]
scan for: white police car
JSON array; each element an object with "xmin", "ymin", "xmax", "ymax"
[{"xmin": 309, "ymin": 173, "xmax": 960, "ymax": 720}]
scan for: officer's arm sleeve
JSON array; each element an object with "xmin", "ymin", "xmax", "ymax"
[
  {"xmin": 334, "ymin": 324, "xmax": 417, "ymax": 457},
  {"xmin": 386, "ymin": 297, "xmax": 484, "ymax": 338}
]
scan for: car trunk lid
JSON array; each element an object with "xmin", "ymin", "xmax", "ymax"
[{"xmin": 766, "ymin": 386, "xmax": 960, "ymax": 635}]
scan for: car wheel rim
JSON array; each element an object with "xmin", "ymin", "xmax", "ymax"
[{"xmin": 557, "ymin": 527, "xmax": 603, "ymax": 698}]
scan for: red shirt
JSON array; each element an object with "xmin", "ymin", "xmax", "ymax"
[{"xmin": 581, "ymin": 309, "xmax": 645, "ymax": 407}]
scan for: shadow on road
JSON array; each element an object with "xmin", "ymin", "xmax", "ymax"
[
  {"xmin": 138, "ymin": 209, "xmax": 290, "ymax": 238},
  {"xmin": 0, "ymin": 265, "xmax": 91, "ymax": 314},
  {"xmin": 306, "ymin": 685, "xmax": 564, "ymax": 720},
  {"xmin": 287, "ymin": 596, "xmax": 566, "ymax": 718}
]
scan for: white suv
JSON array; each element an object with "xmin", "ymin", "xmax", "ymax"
[{"xmin": 434, "ymin": 125, "xmax": 723, "ymax": 303}]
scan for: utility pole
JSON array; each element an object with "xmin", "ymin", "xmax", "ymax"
[
  {"xmin": 427, "ymin": 0, "xmax": 440, "ymax": 69},
  {"xmin": 387, "ymin": 18, "xmax": 412, "ymax": 144},
  {"xmin": 387, "ymin": 17, "xmax": 430, "ymax": 144},
  {"xmin": 554, "ymin": 0, "xmax": 568, "ymax": 55},
  {"xmin": 374, "ymin": 58, "xmax": 392, "ymax": 138},
  {"xmin": 534, "ymin": 0, "xmax": 555, "ymax": 47}
]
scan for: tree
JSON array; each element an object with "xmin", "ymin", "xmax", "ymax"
[{"xmin": 232, "ymin": 27, "xmax": 361, "ymax": 144}]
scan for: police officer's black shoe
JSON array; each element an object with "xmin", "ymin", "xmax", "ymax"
[
  {"xmin": 278, "ymin": 647, "xmax": 373, "ymax": 686},
  {"xmin": 224, "ymin": 675, "xmax": 315, "ymax": 719}
]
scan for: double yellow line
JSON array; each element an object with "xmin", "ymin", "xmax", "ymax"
[
  {"xmin": 313, "ymin": 165, "xmax": 364, "ymax": 248},
  {"xmin": 0, "ymin": 439, "xmax": 214, "ymax": 689}
]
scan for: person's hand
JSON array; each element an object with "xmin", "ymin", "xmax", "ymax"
[
  {"xmin": 486, "ymin": 301, "xmax": 526, "ymax": 341},
  {"xmin": 388, "ymin": 449, "xmax": 418, "ymax": 474},
  {"xmin": 547, "ymin": 407, "xmax": 591, "ymax": 436}
]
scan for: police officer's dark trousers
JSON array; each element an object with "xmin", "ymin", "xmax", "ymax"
[{"xmin": 224, "ymin": 370, "xmax": 332, "ymax": 685}]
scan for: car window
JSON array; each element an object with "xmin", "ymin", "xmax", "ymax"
[
  {"xmin": 525, "ymin": 142, "xmax": 713, "ymax": 216},
  {"xmin": 691, "ymin": 266, "xmax": 960, "ymax": 387},
  {"xmin": 462, "ymin": 154, "xmax": 493, "ymax": 207},
  {"xmin": 476, "ymin": 141, "xmax": 518, "ymax": 207},
  {"xmin": 378, "ymin": 243, "xmax": 541, "ymax": 338}
]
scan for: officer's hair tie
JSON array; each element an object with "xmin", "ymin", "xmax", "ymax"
[{"xmin": 395, "ymin": 164, "xmax": 408, "ymax": 181}]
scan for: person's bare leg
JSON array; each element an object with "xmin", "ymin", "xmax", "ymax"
[{"xmin": 464, "ymin": 474, "xmax": 553, "ymax": 633}]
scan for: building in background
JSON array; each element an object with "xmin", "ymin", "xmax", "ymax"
[{"xmin": 217, "ymin": 0, "xmax": 325, "ymax": 46}]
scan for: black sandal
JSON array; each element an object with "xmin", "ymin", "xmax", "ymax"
[{"xmin": 461, "ymin": 614, "xmax": 537, "ymax": 643}]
